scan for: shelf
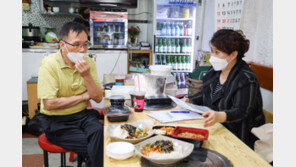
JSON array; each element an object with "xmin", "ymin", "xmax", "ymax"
[
  {"xmin": 157, "ymin": 3, "xmax": 197, "ymax": 7},
  {"xmin": 155, "ymin": 36, "xmax": 192, "ymax": 38},
  {"xmin": 154, "ymin": 53, "xmax": 191, "ymax": 55},
  {"xmin": 171, "ymin": 70, "xmax": 192, "ymax": 73},
  {"xmin": 156, "ymin": 18, "xmax": 193, "ymax": 21},
  {"xmin": 128, "ymin": 50, "xmax": 152, "ymax": 54},
  {"xmin": 41, "ymin": 11, "xmax": 79, "ymax": 16}
]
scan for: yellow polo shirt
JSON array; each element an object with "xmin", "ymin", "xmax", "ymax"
[{"xmin": 37, "ymin": 50, "xmax": 102, "ymax": 116}]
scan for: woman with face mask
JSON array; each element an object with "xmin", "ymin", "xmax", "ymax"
[{"xmin": 183, "ymin": 29, "xmax": 265, "ymax": 149}]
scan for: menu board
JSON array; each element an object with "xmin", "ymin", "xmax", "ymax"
[{"xmin": 215, "ymin": 0, "xmax": 245, "ymax": 31}]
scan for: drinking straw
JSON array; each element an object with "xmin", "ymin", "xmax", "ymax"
[
  {"xmin": 137, "ymin": 75, "xmax": 140, "ymax": 92},
  {"xmin": 117, "ymin": 63, "xmax": 120, "ymax": 76}
]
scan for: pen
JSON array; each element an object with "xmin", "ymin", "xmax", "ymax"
[{"xmin": 170, "ymin": 111, "xmax": 190, "ymax": 113}]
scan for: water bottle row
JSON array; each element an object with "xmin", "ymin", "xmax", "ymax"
[
  {"xmin": 156, "ymin": 21, "xmax": 192, "ymax": 36},
  {"xmin": 156, "ymin": 55, "xmax": 191, "ymax": 72},
  {"xmin": 169, "ymin": 0, "xmax": 195, "ymax": 4},
  {"xmin": 155, "ymin": 38, "xmax": 192, "ymax": 53}
]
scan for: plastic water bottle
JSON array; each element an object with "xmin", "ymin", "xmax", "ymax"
[
  {"xmin": 171, "ymin": 23, "xmax": 176, "ymax": 36},
  {"xmin": 176, "ymin": 22, "xmax": 180, "ymax": 36},
  {"xmin": 180, "ymin": 22, "xmax": 184, "ymax": 36},
  {"xmin": 162, "ymin": 22, "xmax": 167, "ymax": 36},
  {"xmin": 167, "ymin": 22, "xmax": 171, "ymax": 36}
]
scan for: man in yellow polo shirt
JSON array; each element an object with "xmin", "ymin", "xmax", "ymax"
[{"xmin": 38, "ymin": 22, "xmax": 103, "ymax": 167}]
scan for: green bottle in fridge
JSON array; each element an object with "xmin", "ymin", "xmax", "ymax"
[
  {"xmin": 163, "ymin": 38, "xmax": 167, "ymax": 53},
  {"xmin": 155, "ymin": 39, "xmax": 159, "ymax": 53},
  {"xmin": 159, "ymin": 38, "xmax": 163, "ymax": 53},
  {"xmin": 176, "ymin": 39, "xmax": 181, "ymax": 53}
]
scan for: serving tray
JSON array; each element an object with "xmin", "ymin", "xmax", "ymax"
[
  {"xmin": 141, "ymin": 147, "xmax": 233, "ymax": 167},
  {"xmin": 126, "ymin": 100, "xmax": 177, "ymax": 110}
]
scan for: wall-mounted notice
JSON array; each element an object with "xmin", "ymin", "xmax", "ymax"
[{"xmin": 215, "ymin": 0, "xmax": 245, "ymax": 31}]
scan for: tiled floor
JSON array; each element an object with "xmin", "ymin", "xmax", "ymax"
[{"xmin": 22, "ymin": 132, "xmax": 81, "ymax": 167}]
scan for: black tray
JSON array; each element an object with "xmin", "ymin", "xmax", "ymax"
[
  {"xmin": 141, "ymin": 148, "xmax": 233, "ymax": 167},
  {"xmin": 126, "ymin": 100, "xmax": 177, "ymax": 111},
  {"xmin": 105, "ymin": 106, "xmax": 131, "ymax": 122}
]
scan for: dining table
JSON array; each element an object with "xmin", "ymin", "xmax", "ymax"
[{"xmin": 103, "ymin": 100, "xmax": 271, "ymax": 167}]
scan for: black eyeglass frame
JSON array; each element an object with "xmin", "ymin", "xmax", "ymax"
[{"xmin": 61, "ymin": 39, "xmax": 91, "ymax": 49}]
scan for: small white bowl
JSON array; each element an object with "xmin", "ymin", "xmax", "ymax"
[{"xmin": 106, "ymin": 142, "xmax": 134, "ymax": 160}]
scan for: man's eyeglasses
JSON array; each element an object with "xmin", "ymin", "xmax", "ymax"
[{"xmin": 61, "ymin": 40, "xmax": 91, "ymax": 50}]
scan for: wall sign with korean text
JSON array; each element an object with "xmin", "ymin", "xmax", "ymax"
[{"xmin": 215, "ymin": 0, "xmax": 245, "ymax": 31}]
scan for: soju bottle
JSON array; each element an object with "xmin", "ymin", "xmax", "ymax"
[
  {"xmin": 166, "ymin": 55, "xmax": 171, "ymax": 66},
  {"xmin": 155, "ymin": 39, "xmax": 158, "ymax": 53},
  {"xmin": 177, "ymin": 55, "xmax": 181, "ymax": 71},
  {"xmin": 159, "ymin": 38, "xmax": 163, "ymax": 53},
  {"xmin": 171, "ymin": 55, "xmax": 175, "ymax": 70},
  {"xmin": 157, "ymin": 55, "xmax": 161, "ymax": 64},
  {"xmin": 187, "ymin": 39, "xmax": 192, "ymax": 53},
  {"xmin": 174, "ymin": 55, "xmax": 178, "ymax": 70},
  {"xmin": 162, "ymin": 55, "xmax": 166, "ymax": 65},
  {"xmin": 176, "ymin": 39, "xmax": 181, "ymax": 53},
  {"xmin": 163, "ymin": 38, "xmax": 167, "ymax": 53},
  {"xmin": 185, "ymin": 55, "xmax": 190, "ymax": 70},
  {"xmin": 181, "ymin": 39, "xmax": 185, "ymax": 53},
  {"xmin": 167, "ymin": 39, "xmax": 172, "ymax": 53},
  {"xmin": 182, "ymin": 55, "xmax": 186, "ymax": 70},
  {"xmin": 171, "ymin": 39, "xmax": 176, "ymax": 53}
]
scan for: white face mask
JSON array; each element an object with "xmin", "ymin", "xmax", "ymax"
[
  {"xmin": 209, "ymin": 55, "xmax": 229, "ymax": 71},
  {"xmin": 64, "ymin": 44, "xmax": 86, "ymax": 63}
]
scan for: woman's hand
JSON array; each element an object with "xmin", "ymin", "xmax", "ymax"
[
  {"xmin": 181, "ymin": 98, "xmax": 190, "ymax": 102},
  {"xmin": 202, "ymin": 111, "xmax": 227, "ymax": 127}
]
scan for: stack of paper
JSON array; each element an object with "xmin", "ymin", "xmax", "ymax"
[
  {"xmin": 147, "ymin": 111, "xmax": 204, "ymax": 123},
  {"xmin": 168, "ymin": 95, "xmax": 211, "ymax": 114}
]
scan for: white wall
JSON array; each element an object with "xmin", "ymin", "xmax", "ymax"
[
  {"xmin": 241, "ymin": 0, "xmax": 273, "ymax": 67},
  {"xmin": 200, "ymin": 0, "xmax": 215, "ymax": 52},
  {"xmin": 127, "ymin": 0, "xmax": 151, "ymax": 43}
]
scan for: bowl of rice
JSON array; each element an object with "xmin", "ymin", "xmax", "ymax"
[
  {"xmin": 107, "ymin": 121, "xmax": 154, "ymax": 144},
  {"xmin": 134, "ymin": 135, "xmax": 194, "ymax": 165}
]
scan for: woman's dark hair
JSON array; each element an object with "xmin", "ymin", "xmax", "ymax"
[
  {"xmin": 210, "ymin": 29, "xmax": 250, "ymax": 59},
  {"xmin": 59, "ymin": 22, "xmax": 88, "ymax": 41}
]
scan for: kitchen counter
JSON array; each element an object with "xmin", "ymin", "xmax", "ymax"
[
  {"xmin": 22, "ymin": 48, "xmax": 128, "ymax": 53},
  {"xmin": 22, "ymin": 48, "xmax": 59, "ymax": 53}
]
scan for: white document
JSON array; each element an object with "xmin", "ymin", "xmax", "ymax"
[
  {"xmin": 147, "ymin": 111, "xmax": 204, "ymax": 123},
  {"xmin": 168, "ymin": 95, "xmax": 211, "ymax": 114}
]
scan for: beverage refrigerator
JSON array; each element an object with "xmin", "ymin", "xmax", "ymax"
[
  {"xmin": 151, "ymin": 0, "xmax": 197, "ymax": 88},
  {"xmin": 89, "ymin": 11, "xmax": 128, "ymax": 49}
]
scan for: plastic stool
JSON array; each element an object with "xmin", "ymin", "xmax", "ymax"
[{"xmin": 38, "ymin": 133, "xmax": 83, "ymax": 167}]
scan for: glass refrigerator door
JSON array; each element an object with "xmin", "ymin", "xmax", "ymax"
[
  {"xmin": 90, "ymin": 11, "xmax": 128, "ymax": 49},
  {"xmin": 153, "ymin": 0, "xmax": 196, "ymax": 73}
]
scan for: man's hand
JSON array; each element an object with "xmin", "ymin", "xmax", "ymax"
[
  {"xmin": 75, "ymin": 57, "xmax": 91, "ymax": 77},
  {"xmin": 81, "ymin": 91, "xmax": 91, "ymax": 101},
  {"xmin": 202, "ymin": 110, "xmax": 227, "ymax": 127}
]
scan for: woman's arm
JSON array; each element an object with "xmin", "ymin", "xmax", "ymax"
[
  {"xmin": 202, "ymin": 83, "xmax": 258, "ymax": 127},
  {"xmin": 224, "ymin": 83, "xmax": 258, "ymax": 123}
]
